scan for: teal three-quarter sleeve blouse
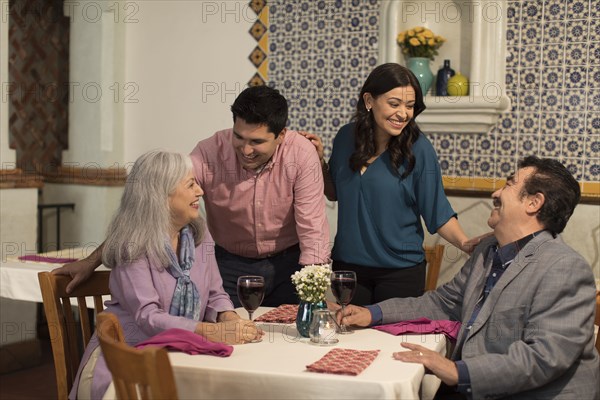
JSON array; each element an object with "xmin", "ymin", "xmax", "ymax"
[{"xmin": 328, "ymin": 123, "xmax": 456, "ymax": 269}]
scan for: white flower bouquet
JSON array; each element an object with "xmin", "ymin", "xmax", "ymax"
[{"xmin": 291, "ymin": 264, "xmax": 331, "ymax": 303}]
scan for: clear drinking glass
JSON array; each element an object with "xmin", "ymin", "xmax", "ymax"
[{"xmin": 330, "ymin": 270, "xmax": 357, "ymax": 334}]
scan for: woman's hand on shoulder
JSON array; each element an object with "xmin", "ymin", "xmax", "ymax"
[
  {"xmin": 461, "ymin": 231, "xmax": 494, "ymax": 254},
  {"xmin": 298, "ymin": 131, "xmax": 325, "ymax": 164}
]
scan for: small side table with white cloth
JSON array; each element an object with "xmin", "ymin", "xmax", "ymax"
[{"xmin": 0, "ymin": 248, "xmax": 107, "ymax": 373}]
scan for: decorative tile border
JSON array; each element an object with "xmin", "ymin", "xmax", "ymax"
[{"xmin": 248, "ymin": 0, "xmax": 268, "ymax": 86}]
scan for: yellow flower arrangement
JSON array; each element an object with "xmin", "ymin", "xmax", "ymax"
[{"xmin": 397, "ymin": 26, "xmax": 445, "ymax": 60}]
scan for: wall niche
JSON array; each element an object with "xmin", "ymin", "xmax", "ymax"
[{"xmin": 379, "ymin": 0, "xmax": 511, "ymax": 134}]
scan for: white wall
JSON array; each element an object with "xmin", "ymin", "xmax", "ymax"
[
  {"xmin": 39, "ymin": 184, "xmax": 122, "ymax": 249},
  {"xmin": 0, "ymin": 189, "xmax": 38, "ymax": 347},
  {"xmin": 123, "ymin": 0, "xmax": 256, "ymax": 161},
  {"xmin": 42, "ymin": 1, "xmax": 256, "ymax": 246},
  {"xmin": 427, "ymin": 197, "xmax": 600, "ymax": 286},
  {"xmin": 0, "ymin": 189, "xmax": 37, "ymax": 258},
  {"xmin": 62, "ymin": 0, "xmax": 124, "ymax": 166}
]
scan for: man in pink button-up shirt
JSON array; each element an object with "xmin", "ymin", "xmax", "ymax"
[
  {"xmin": 191, "ymin": 86, "xmax": 330, "ymax": 306},
  {"xmin": 53, "ymin": 86, "xmax": 330, "ymax": 307}
]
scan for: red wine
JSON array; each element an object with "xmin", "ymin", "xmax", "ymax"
[
  {"xmin": 237, "ymin": 282, "xmax": 265, "ymax": 311},
  {"xmin": 331, "ymin": 277, "xmax": 356, "ymax": 305}
]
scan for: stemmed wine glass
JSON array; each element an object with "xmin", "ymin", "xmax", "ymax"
[
  {"xmin": 236, "ymin": 275, "xmax": 265, "ymax": 321},
  {"xmin": 330, "ymin": 270, "xmax": 357, "ymax": 334}
]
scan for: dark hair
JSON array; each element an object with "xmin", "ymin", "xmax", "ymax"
[
  {"xmin": 230, "ymin": 85, "xmax": 288, "ymax": 137},
  {"xmin": 518, "ymin": 156, "xmax": 581, "ymax": 234},
  {"xmin": 350, "ymin": 63, "xmax": 426, "ymax": 178}
]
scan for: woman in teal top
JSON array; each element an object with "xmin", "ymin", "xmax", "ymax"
[{"xmin": 304, "ymin": 63, "xmax": 479, "ymax": 305}]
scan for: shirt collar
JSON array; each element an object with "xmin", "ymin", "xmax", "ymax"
[
  {"xmin": 496, "ymin": 230, "xmax": 545, "ymax": 267},
  {"xmin": 247, "ymin": 137, "xmax": 284, "ymax": 175}
]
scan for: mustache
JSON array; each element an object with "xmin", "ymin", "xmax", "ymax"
[{"xmin": 492, "ymin": 197, "xmax": 501, "ymax": 207}]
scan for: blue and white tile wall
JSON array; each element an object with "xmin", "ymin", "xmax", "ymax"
[
  {"xmin": 268, "ymin": 0, "xmax": 379, "ymax": 156},
  {"xmin": 269, "ymin": 0, "xmax": 599, "ymax": 182}
]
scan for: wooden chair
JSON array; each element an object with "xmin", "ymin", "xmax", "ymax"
[
  {"xmin": 595, "ymin": 291, "xmax": 600, "ymax": 354},
  {"xmin": 37, "ymin": 271, "xmax": 110, "ymax": 400},
  {"xmin": 424, "ymin": 244, "xmax": 445, "ymax": 291},
  {"xmin": 96, "ymin": 312, "xmax": 178, "ymax": 400}
]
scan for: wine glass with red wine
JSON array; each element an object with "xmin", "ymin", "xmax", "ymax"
[
  {"xmin": 237, "ymin": 275, "xmax": 265, "ymax": 321},
  {"xmin": 331, "ymin": 270, "xmax": 357, "ymax": 334}
]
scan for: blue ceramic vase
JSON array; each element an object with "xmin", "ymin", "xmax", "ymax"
[
  {"xmin": 407, "ymin": 57, "xmax": 434, "ymax": 95},
  {"xmin": 296, "ymin": 299, "xmax": 327, "ymax": 338}
]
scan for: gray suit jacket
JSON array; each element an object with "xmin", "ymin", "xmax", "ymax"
[{"xmin": 378, "ymin": 232, "xmax": 599, "ymax": 399}]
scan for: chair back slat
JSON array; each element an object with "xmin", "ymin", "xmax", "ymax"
[
  {"xmin": 38, "ymin": 271, "xmax": 111, "ymax": 400},
  {"xmin": 424, "ymin": 244, "xmax": 445, "ymax": 291},
  {"xmin": 139, "ymin": 385, "xmax": 150, "ymax": 399},
  {"xmin": 97, "ymin": 312, "xmax": 179, "ymax": 400},
  {"xmin": 94, "ymin": 297, "xmax": 105, "ymax": 313},
  {"xmin": 77, "ymin": 299, "xmax": 93, "ymax": 345}
]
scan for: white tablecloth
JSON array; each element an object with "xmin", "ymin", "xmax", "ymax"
[
  {"xmin": 0, "ymin": 248, "xmax": 109, "ymax": 303},
  {"xmin": 164, "ymin": 308, "xmax": 446, "ymax": 400}
]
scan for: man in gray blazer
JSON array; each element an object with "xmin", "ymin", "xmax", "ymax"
[{"xmin": 341, "ymin": 156, "xmax": 599, "ymax": 399}]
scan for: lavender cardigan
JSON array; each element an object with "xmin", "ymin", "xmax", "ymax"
[{"xmin": 69, "ymin": 230, "xmax": 234, "ymax": 399}]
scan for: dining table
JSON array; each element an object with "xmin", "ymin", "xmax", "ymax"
[
  {"xmin": 104, "ymin": 307, "xmax": 449, "ymax": 400},
  {"xmin": 0, "ymin": 247, "xmax": 109, "ymax": 303}
]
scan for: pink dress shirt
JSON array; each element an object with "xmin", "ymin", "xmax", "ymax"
[{"xmin": 190, "ymin": 129, "xmax": 330, "ymax": 265}]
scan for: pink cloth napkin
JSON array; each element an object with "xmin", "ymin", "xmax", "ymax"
[
  {"xmin": 306, "ymin": 348, "xmax": 380, "ymax": 376},
  {"xmin": 374, "ymin": 318, "xmax": 461, "ymax": 341},
  {"xmin": 255, "ymin": 304, "xmax": 299, "ymax": 323},
  {"xmin": 135, "ymin": 328, "xmax": 233, "ymax": 356},
  {"xmin": 18, "ymin": 255, "xmax": 79, "ymax": 263}
]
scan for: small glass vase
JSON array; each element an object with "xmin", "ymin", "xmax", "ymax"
[
  {"xmin": 407, "ymin": 57, "xmax": 434, "ymax": 95},
  {"xmin": 296, "ymin": 299, "xmax": 327, "ymax": 338}
]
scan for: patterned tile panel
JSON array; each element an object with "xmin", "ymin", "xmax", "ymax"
[
  {"xmin": 267, "ymin": 0, "xmax": 599, "ymax": 186},
  {"xmin": 268, "ymin": 0, "xmax": 379, "ymax": 156}
]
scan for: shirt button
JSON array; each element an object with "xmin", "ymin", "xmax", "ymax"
[
  {"xmin": 492, "ymin": 272, "xmax": 497, "ymax": 277},
  {"xmin": 257, "ymin": 223, "xmax": 263, "ymax": 227}
]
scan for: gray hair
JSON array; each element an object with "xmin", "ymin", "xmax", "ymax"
[{"xmin": 102, "ymin": 150, "xmax": 204, "ymax": 269}]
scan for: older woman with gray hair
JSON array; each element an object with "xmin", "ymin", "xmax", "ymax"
[{"xmin": 71, "ymin": 150, "xmax": 261, "ymax": 400}]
